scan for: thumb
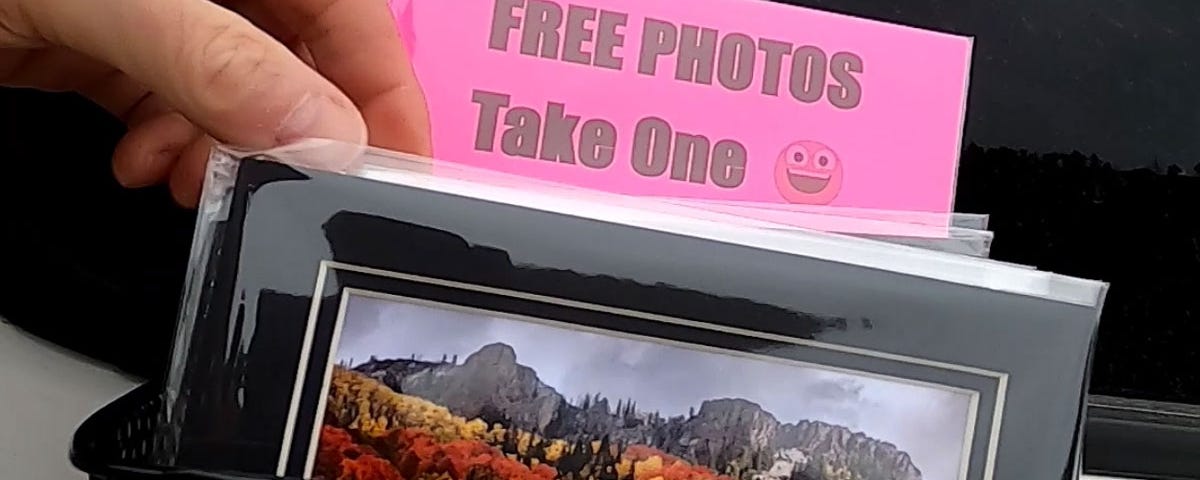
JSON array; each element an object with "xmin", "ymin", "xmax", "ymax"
[{"xmin": 13, "ymin": 0, "xmax": 367, "ymax": 149}]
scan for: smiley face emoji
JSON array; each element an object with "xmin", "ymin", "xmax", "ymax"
[{"xmin": 773, "ymin": 141, "xmax": 843, "ymax": 204}]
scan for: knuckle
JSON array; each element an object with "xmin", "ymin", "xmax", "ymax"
[
  {"xmin": 0, "ymin": 0, "xmax": 42, "ymax": 46},
  {"xmin": 187, "ymin": 24, "xmax": 278, "ymax": 104}
]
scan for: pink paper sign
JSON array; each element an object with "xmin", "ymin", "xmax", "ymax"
[{"xmin": 390, "ymin": 0, "xmax": 972, "ymax": 213}]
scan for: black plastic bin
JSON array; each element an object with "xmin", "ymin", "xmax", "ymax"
[
  {"xmin": 69, "ymin": 382, "xmax": 287, "ymax": 480},
  {"xmin": 70, "ymin": 382, "xmax": 1200, "ymax": 480}
]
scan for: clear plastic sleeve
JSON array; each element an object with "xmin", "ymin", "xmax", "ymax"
[
  {"xmin": 156, "ymin": 140, "xmax": 1108, "ymax": 480},
  {"xmin": 852, "ymin": 227, "xmax": 995, "ymax": 258},
  {"xmin": 951, "ymin": 213, "xmax": 990, "ymax": 231},
  {"xmin": 219, "ymin": 141, "xmax": 997, "ymax": 258}
]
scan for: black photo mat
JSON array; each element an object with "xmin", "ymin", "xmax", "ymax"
[{"xmin": 278, "ymin": 262, "xmax": 1005, "ymax": 480}]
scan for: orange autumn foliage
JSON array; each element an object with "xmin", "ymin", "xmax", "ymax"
[
  {"xmin": 633, "ymin": 456, "xmax": 729, "ymax": 480},
  {"xmin": 319, "ymin": 369, "xmax": 731, "ymax": 480},
  {"xmin": 371, "ymin": 427, "xmax": 556, "ymax": 480},
  {"xmin": 317, "ymin": 425, "xmax": 403, "ymax": 480},
  {"xmin": 316, "ymin": 425, "xmax": 557, "ymax": 480},
  {"xmin": 620, "ymin": 445, "xmax": 730, "ymax": 480},
  {"xmin": 319, "ymin": 422, "xmax": 734, "ymax": 480},
  {"xmin": 622, "ymin": 445, "xmax": 686, "ymax": 465}
]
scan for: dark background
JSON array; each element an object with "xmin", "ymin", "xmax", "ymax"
[
  {"xmin": 786, "ymin": 0, "xmax": 1200, "ymax": 172},
  {"xmin": 0, "ymin": 0, "xmax": 1197, "ymax": 405},
  {"xmin": 778, "ymin": 0, "xmax": 1200, "ymax": 405}
]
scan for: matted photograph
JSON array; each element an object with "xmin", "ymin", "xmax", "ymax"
[
  {"xmin": 304, "ymin": 289, "xmax": 977, "ymax": 480},
  {"xmin": 158, "ymin": 157, "xmax": 1103, "ymax": 479}
]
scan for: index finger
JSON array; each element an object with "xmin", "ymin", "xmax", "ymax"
[{"xmin": 268, "ymin": 0, "xmax": 433, "ymax": 156}]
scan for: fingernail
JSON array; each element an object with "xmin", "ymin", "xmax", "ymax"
[{"xmin": 276, "ymin": 93, "xmax": 368, "ymax": 146}]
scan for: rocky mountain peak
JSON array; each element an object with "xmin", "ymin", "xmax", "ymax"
[
  {"xmin": 465, "ymin": 342, "xmax": 518, "ymax": 367},
  {"xmin": 696, "ymin": 398, "xmax": 778, "ymax": 422}
]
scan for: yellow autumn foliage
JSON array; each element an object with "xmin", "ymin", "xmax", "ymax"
[
  {"xmin": 326, "ymin": 366, "xmax": 493, "ymax": 443},
  {"xmin": 635, "ymin": 455, "xmax": 664, "ymax": 479},
  {"xmin": 325, "ymin": 366, "xmax": 571, "ymax": 462},
  {"xmin": 516, "ymin": 430, "xmax": 568, "ymax": 462}
]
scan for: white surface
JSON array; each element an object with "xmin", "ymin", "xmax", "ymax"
[
  {"xmin": 0, "ymin": 316, "xmax": 1132, "ymax": 480},
  {"xmin": 0, "ymin": 318, "xmax": 140, "ymax": 480}
]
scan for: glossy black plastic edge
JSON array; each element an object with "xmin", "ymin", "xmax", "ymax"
[
  {"xmin": 156, "ymin": 156, "xmax": 313, "ymax": 471},
  {"xmin": 160, "ymin": 156, "xmax": 1101, "ymax": 480},
  {"xmin": 1083, "ymin": 395, "xmax": 1200, "ymax": 479}
]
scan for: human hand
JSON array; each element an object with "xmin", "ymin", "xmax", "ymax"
[{"xmin": 0, "ymin": 0, "xmax": 431, "ymax": 207}]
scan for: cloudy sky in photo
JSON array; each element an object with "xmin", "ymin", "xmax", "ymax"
[{"xmin": 335, "ymin": 294, "xmax": 973, "ymax": 480}]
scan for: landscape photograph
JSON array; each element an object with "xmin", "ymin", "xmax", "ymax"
[{"xmin": 311, "ymin": 293, "xmax": 974, "ymax": 480}]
